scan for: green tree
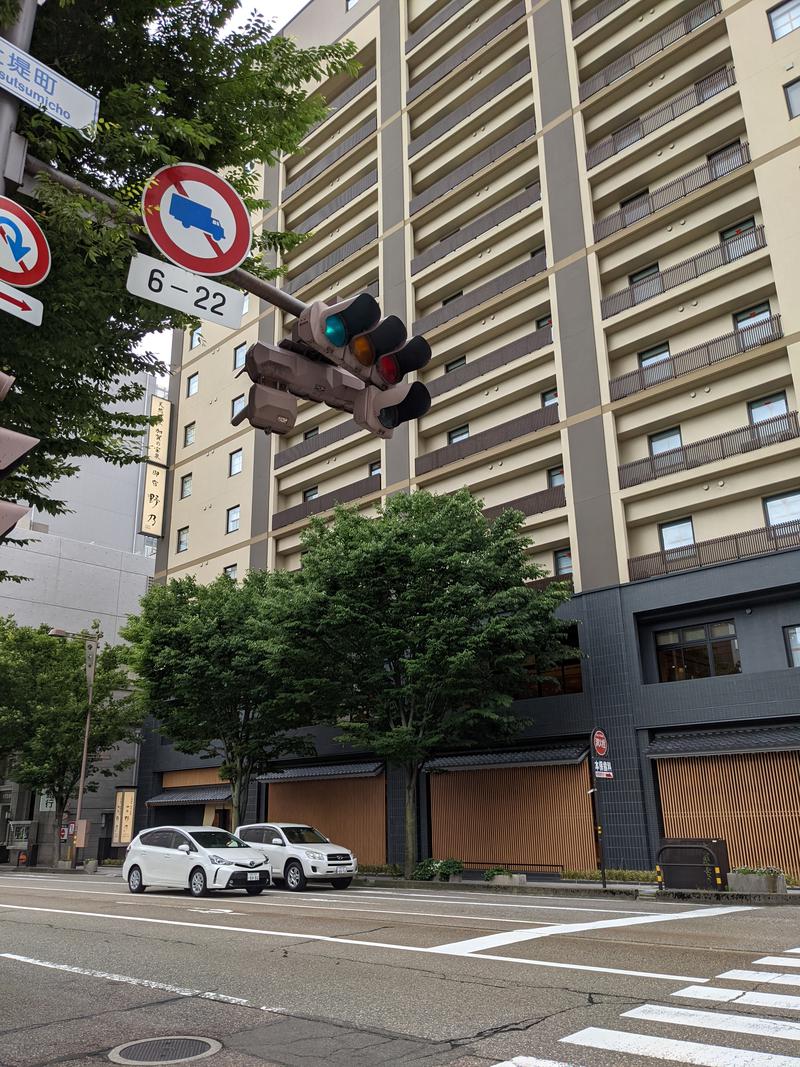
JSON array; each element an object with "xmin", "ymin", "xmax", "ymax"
[
  {"xmin": 0, "ymin": 617, "xmax": 142, "ymax": 861},
  {"xmin": 0, "ymin": 0, "xmax": 356, "ymax": 562},
  {"xmin": 122, "ymin": 572, "xmax": 313, "ymax": 826},
  {"xmin": 274, "ymin": 489, "xmax": 576, "ymax": 876}
]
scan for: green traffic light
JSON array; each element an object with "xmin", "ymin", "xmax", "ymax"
[{"xmin": 324, "ymin": 314, "xmax": 347, "ymax": 347}]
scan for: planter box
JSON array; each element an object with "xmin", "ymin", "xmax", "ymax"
[
  {"xmin": 485, "ymin": 873, "xmax": 527, "ymax": 887},
  {"xmin": 728, "ymin": 871, "xmax": 786, "ymax": 894}
]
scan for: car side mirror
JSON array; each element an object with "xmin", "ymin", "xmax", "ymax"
[
  {"xmin": 271, "ymin": 838, "xmax": 283, "ymax": 846},
  {"xmin": 178, "ymin": 843, "xmax": 191, "ymax": 854}
]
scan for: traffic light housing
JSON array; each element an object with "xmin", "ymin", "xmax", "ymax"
[
  {"xmin": 0, "ymin": 371, "xmax": 38, "ymax": 536},
  {"xmin": 353, "ymin": 381, "xmax": 431, "ymax": 439}
]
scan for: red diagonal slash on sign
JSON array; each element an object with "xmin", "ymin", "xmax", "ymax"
[{"xmin": 0, "ymin": 289, "xmax": 31, "ymax": 313}]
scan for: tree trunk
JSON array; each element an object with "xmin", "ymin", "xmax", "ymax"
[
  {"xmin": 403, "ymin": 765, "xmax": 419, "ymax": 879},
  {"xmin": 231, "ymin": 772, "xmax": 250, "ymax": 830}
]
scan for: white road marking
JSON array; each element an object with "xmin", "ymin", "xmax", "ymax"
[
  {"xmin": 625, "ymin": 1002, "xmax": 800, "ymax": 1041},
  {"xmin": 718, "ymin": 970, "xmax": 800, "ymax": 988},
  {"xmin": 492, "ymin": 1059, "xmax": 577, "ymax": 1066},
  {"xmin": 346, "ymin": 888, "xmax": 678, "ymax": 914},
  {"xmin": 431, "ymin": 906, "xmax": 753, "ymax": 955},
  {"xmin": 0, "ymin": 902, "xmax": 709, "ymax": 981},
  {"xmin": 674, "ymin": 986, "xmax": 800, "ymax": 1011},
  {"xmin": 561, "ymin": 1026, "xmax": 800, "ymax": 1065},
  {"xmin": 756, "ymin": 958, "xmax": 800, "ymax": 969}
]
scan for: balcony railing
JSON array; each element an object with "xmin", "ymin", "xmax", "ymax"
[
  {"xmin": 428, "ymin": 325, "xmax": 553, "ymax": 399},
  {"xmin": 578, "ymin": 0, "xmax": 721, "ymax": 101},
  {"xmin": 601, "ymin": 224, "xmax": 766, "ymax": 320},
  {"xmin": 618, "ymin": 411, "xmax": 799, "ymax": 489},
  {"xmin": 573, "ymin": 0, "xmax": 629, "ymax": 39},
  {"xmin": 416, "ymin": 403, "xmax": 559, "ymax": 476},
  {"xmin": 629, "ymin": 519, "xmax": 800, "ymax": 581},
  {"xmin": 586, "ymin": 67, "xmax": 736, "ymax": 170},
  {"xmin": 483, "ymin": 485, "xmax": 567, "ymax": 521},
  {"xmin": 593, "ymin": 142, "xmax": 750, "ymax": 242},
  {"xmin": 272, "ymin": 474, "xmax": 381, "ymax": 530},
  {"xmin": 609, "ymin": 314, "xmax": 783, "ymax": 401}
]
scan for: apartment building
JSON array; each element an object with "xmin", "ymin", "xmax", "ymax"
[{"xmin": 149, "ymin": 0, "xmax": 800, "ymax": 877}]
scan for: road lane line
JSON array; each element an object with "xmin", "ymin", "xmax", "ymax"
[
  {"xmin": 718, "ymin": 970, "xmax": 800, "ymax": 988},
  {"xmin": 431, "ymin": 906, "xmax": 754, "ymax": 955},
  {"xmin": 625, "ymin": 1003, "xmax": 800, "ymax": 1041},
  {"xmin": 561, "ymin": 1027, "xmax": 800, "ymax": 1065},
  {"xmin": 0, "ymin": 902, "xmax": 709, "ymax": 981},
  {"xmin": 674, "ymin": 986, "xmax": 800, "ymax": 1011},
  {"xmin": 492, "ymin": 1059, "xmax": 578, "ymax": 1066},
  {"xmin": 755, "ymin": 958, "xmax": 800, "ymax": 969}
]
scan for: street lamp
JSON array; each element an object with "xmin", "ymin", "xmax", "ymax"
[{"xmin": 48, "ymin": 628, "xmax": 102, "ymax": 868}]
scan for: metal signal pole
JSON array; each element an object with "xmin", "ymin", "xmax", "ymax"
[{"xmin": 0, "ymin": 0, "xmax": 37, "ymax": 196}]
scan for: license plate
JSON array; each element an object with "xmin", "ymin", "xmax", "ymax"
[
  {"xmin": 247, "ymin": 872, "xmax": 260, "ymax": 881},
  {"xmin": 334, "ymin": 866, "xmax": 346, "ymax": 874}
]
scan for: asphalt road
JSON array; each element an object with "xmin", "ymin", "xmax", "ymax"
[{"xmin": 2, "ymin": 872, "xmax": 800, "ymax": 1066}]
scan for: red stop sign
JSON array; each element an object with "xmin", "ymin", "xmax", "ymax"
[{"xmin": 592, "ymin": 728, "xmax": 609, "ymax": 757}]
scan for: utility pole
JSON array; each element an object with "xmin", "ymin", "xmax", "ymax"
[{"xmin": 0, "ymin": 0, "xmax": 37, "ymax": 197}]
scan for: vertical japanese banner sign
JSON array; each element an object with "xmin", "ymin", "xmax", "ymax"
[
  {"xmin": 139, "ymin": 395, "xmax": 172, "ymax": 537},
  {"xmin": 112, "ymin": 789, "xmax": 137, "ymax": 847}
]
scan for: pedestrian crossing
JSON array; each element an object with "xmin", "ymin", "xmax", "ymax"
[{"xmin": 494, "ymin": 940, "xmax": 800, "ymax": 1066}]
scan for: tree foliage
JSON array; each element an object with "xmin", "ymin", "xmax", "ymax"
[
  {"xmin": 0, "ymin": 616, "xmax": 141, "ymax": 859},
  {"xmin": 122, "ymin": 571, "xmax": 313, "ymax": 826},
  {"xmin": 273, "ymin": 490, "xmax": 577, "ymax": 874},
  {"xmin": 0, "ymin": 0, "xmax": 356, "ymax": 536}
]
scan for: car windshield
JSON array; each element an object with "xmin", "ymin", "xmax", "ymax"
[
  {"xmin": 282, "ymin": 826, "xmax": 329, "ymax": 845},
  {"xmin": 189, "ymin": 831, "xmax": 249, "ymax": 849}
]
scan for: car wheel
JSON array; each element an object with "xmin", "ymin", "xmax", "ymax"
[
  {"xmin": 127, "ymin": 866, "xmax": 146, "ymax": 894},
  {"xmin": 330, "ymin": 878, "xmax": 352, "ymax": 890},
  {"xmin": 284, "ymin": 861, "xmax": 306, "ymax": 892},
  {"xmin": 189, "ymin": 867, "xmax": 208, "ymax": 897},
  {"xmin": 245, "ymin": 886, "xmax": 264, "ymax": 896}
]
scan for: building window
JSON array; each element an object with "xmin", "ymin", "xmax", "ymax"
[
  {"xmin": 720, "ymin": 217, "xmax": 756, "ymax": 261},
  {"xmin": 229, "ymin": 448, "xmax": 243, "ymax": 477},
  {"xmin": 346, "ymin": 0, "xmax": 359, "ymax": 8},
  {"xmin": 748, "ymin": 392, "xmax": 788, "ymax": 425},
  {"xmin": 639, "ymin": 343, "xmax": 670, "ymax": 368},
  {"xmin": 536, "ymin": 314, "xmax": 553, "ymax": 330},
  {"xmin": 735, "ymin": 302, "xmax": 772, "ymax": 330},
  {"xmin": 770, "ymin": 0, "xmax": 800, "ymax": 39},
  {"xmin": 369, "ymin": 460, "xmax": 381, "ymax": 477},
  {"xmin": 448, "ymin": 424, "xmax": 469, "ymax": 445},
  {"xmin": 183, "ymin": 422, "xmax": 196, "ymax": 447},
  {"xmin": 628, "ymin": 263, "xmax": 661, "ymax": 302},
  {"xmin": 180, "ymin": 473, "xmax": 193, "ymax": 499},
  {"xmin": 445, "ymin": 356, "xmax": 466, "ymax": 373},
  {"xmin": 659, "ymin": 517, "xmax": 695, "ymax": 552},
  {"xmin": 186, "ymin": 372, "xmax": 199, "ymax": 397},
  {"xmin": 303, "ymin": 427, "xmax": 319, "ymax": 441},
  {"xmin": 242, "ymin": 292, "xmax": 250, "ymax": 313},
  {"xmin": 638, "ymin": 342, "xmax": 672, "ymax": 386},
  {"xmin": 764, "ymin": 490, "xmax": 800, "ymax": 528},
  {"xmin": 176, "ymin": 527, "xmax": 189, "ymax": 553},
  {"xmin": 226, "ymin": 505, "xmax": 240, "ymax": 534},
  {"xmin": 303, "ymin": 486, "xmax": 319, "ymax": 502},
  {"xmin": 223, "ymin": 564, "xmax": 238, "ymax": 580},
  {"xmin": 547, "ymin": 466, "xmax": 565, "ymax": 488},
  {"xmin": 785, "ymin": 625, "xmax": 800, "ymax": 667},
  {"xmin": 189, "ymin": 327, "xmax": 202, "ymax": 350},
  {"xmin": 786, "ymin": 76, "xmax": 800, "ymax": 118},
  {"xmin": 649, "ymin": 427, "xmax": 682, "ymax": 456},
  {"xmin": 554, "ymin": 548, "xmax": 572, "ymax": 576},
  {"xmin": 542, "ymin": 388, "xmax": 558, "ymax": 407},
  {"xmin": 232, "ymin": 395, "xmax": 246, "ymax": 419},
  {"xmin": 619, "ymin": 189, "xmax": 650, "ymax": 224},
  {"xmin": 442, "ymin": 290, "xmax": 463, "ymax": 306},
  {"xmin": 707, "ymin": 141, "xmax": 742, "ymax": 178},
  {"xmin": 655, "ymin": 620, "xmax": 741, "ymax": 682},
  {"xmin": 233, "ymin": 343, "xmax": 246, "ymax": 370}
]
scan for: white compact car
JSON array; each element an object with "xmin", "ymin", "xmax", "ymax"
[
  {"xmin": 234, "ymin": 822, "xmax": 357, "ymax": 891},
  {"xmin": 123, "ymin": 826, "xmax": 271, "ymax": 897}
]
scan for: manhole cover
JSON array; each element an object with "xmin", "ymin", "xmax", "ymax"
[{"xmin": 108, "ymin": 1037, "xmax": 222, "ymax": 1065}]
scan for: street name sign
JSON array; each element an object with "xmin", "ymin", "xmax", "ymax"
[
  {"xmin": 141, "ymin": 163, "xmax": 252, "ymax": 276},
  {"xmin": 0, "ymin": 277, "xmax": 42, "ymax": 325},
  {"xmin": 0, "ymin": 43, "xmax": 99, "ymax": 134},
  {"xmin": 126, "ymin": 252, "xmax": 245, "ymax": 328},
  {"xmin": 0, "ymin": 195, "xmax": 51, "ymax": 288}
]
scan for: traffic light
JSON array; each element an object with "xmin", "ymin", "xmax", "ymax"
[
  {"xmin": 353, "ymin": 381, "xmax": 431, "ymax": 439},
  {"xmin": 0, "ymin": 371, "xmax": 38, "ymax": 536}
]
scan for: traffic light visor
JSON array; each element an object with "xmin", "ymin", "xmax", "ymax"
[
  {"xmin": 378, "ymin": 381, "xmax": 431, "ymax": 429},
  {"xmin": 324, "ymin": 292, "xmax": 380, "ymax": 347},
  {"xmin": 375, "ymin": 335, "xmax": 431, "ymax": 386}
]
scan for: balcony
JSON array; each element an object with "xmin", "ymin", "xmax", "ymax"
[
  {"xmin": 573, "ymin": 0, "xmax": 629, "ymax": 39},
  {"xmin": 600, "ymin": 224, "xmax": 766, "ymax": 320},
  {"xmin": 484, "ymin": 485, "xmax": 567, "ymax": 521},
  {"xmin": 586, "ymin": 67, "xmax": 735, "ymax": 170},
  {"xmin": 593, "ymin": 142, "xmax": 750, "ymax": 242},
  {"xmin": 578, "ymin": 0, "xmax": 721, "ymax": 102},
  {"xmin": 427, "ymin": 325, "xmax": 553, "ymax": 399},
  {"xmin": 609, "ymin": 314, "xmax": 783, "ymax": 401},
  {"xmin": 272, "ymin": 474, "xmax": 380, "ymax": 530},
  {"xmin": 628, "ymin": 519, "xmax": 800, "ymax": 581},
  {"xmin": 618, "ymin": 411, "xmax": 800, "ymax": 489},
  {"xmin": 416, "ymin": 404, "xmax": 559, "ymax": 476}
]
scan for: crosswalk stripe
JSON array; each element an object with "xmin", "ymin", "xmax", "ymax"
[
  {"xmin": 560, "ymin": 1026, "xmax": 800, "ymax": 1065},
  {"xmin": 674, "ymin": 985, "xmax": 800, "ymax": 1011},
  {"xmin": 492, "ymin": 1059, "xmax": 577, "ymax": 1067},
  {"xmin": 718, "ymin": 971, "xmax": 800, "ymax": 988},
  {"xmin": 755, "ymin": 959, "xmax": 800, "ymax": 969},
  {"xmin": 625, "ymin": 1003, "xmax": 800, "ymax": 1041}
]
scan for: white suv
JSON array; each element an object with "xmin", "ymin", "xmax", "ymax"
[
  {"xmin": 123, "ymin": 826, "xmax": 271, "ymax": 897},
  {"xmin": 234, "ymin": 822, "xmax": 357, "ymax": 891}
]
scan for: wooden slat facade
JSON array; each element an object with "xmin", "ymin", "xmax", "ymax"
[
  {"xmin": 268, "ymin": 776, "xmax": 387, "ymax": 866},
  {"xmin": 429, "ymin": 762, "xmax": 596, "ymax": 871},
  {"xmin": 162, "ymin": 768, "xmax": 225, "ymax": 788},
  {"xmin": 656, "ymin": 751, "xmax": 800, "ymax": 877}
]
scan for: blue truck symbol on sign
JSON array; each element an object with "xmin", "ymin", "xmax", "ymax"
[{"xmin": 168, "ymin": 193, "xmax": 226, "ymax": 241}]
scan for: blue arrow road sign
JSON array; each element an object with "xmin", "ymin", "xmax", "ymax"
[{"xmin": 0, "ymin": 217, "xmax": 31, "ymax": 263}]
